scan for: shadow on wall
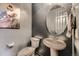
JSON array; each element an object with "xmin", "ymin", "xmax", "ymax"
[{"xmin": 32, "ymin": 3, "xmax": 48, "ymax": 38}]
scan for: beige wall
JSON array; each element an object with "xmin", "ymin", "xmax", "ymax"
[{"xmin": 0, "ymin": 3, "xmax": 32, "ymax": 56}]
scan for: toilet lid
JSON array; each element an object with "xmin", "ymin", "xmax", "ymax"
[{"xmin": 46, "ymin": 5, "xmax": 68, "ymax": 35}]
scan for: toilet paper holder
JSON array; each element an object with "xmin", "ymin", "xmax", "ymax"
[{"xmin": 7, "ymin": 42, "xmax": 15, "ymax": 48}]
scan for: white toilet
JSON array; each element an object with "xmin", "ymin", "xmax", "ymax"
[{"xmin": 17, "ymin": 37, "xmax": 40, "ymax": 56}]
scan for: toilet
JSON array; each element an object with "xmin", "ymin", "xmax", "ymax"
[{"xmin": 17, "ymin": 37, "xmax": 40, "ymax": 56}]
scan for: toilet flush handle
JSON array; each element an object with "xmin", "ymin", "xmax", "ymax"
[{"xmin": 7, "ymin": 42, "xmax": 15, "ymax": 48}]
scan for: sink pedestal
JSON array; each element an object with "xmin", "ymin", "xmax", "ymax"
[
  {"xmin": 50, "ymin": 48, "xmax": 57, "ymax": 56},
  {"xmin": 43, "ymin": 37, "xmax": 66, "ymax": 56}
]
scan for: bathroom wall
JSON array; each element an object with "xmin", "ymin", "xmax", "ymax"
[
  {"xmin": 0, "ymin": 3, "xmax": 32, "ymax": 56},
  {"xmin": 32, "ymin": 3, "xmax": 49, "ymax": 37}
]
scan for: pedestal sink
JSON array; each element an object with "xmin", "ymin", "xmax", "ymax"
[{"xmin": 43, "ymin": 37, "xmax": 66, "ymax": 56}]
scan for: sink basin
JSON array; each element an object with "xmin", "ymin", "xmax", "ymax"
[{"xmin": 43, "ymin": 37, "xmax": 66, "ymax": 50}]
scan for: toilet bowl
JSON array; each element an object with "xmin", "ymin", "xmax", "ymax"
[
  {"xmin": 43, "ymin": 37, "xmax": 66, "ymax": 56},
  {"xmin": 17, "ymin": 37, "xmax": 40, "ymax": 56}
]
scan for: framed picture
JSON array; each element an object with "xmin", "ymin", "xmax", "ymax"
[{"xmin": 0, "ymin": 3, "xmax": 20, "ymax": 29}]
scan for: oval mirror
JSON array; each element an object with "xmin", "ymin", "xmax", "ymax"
[{"xmin": 46, "ymin": 5, "xmax": 69, "ymax": 35}]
